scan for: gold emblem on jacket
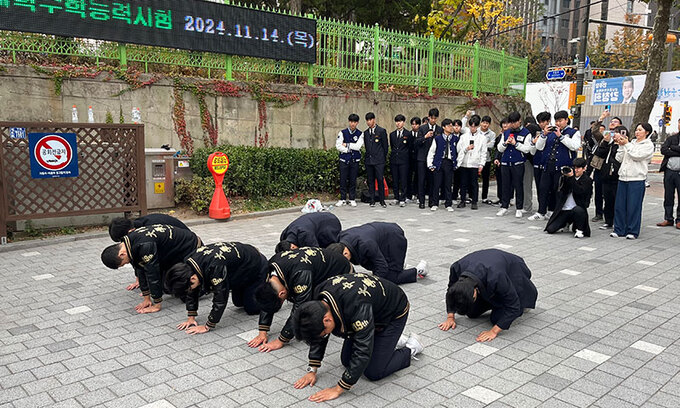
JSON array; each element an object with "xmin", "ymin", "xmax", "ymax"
[
  {"xmin": 352, "ymin": 320, "xmax": 370, "ymax": 331},
  {"xmin": 294, "ymin": 284, "xmax": 308, "ymax": 294},
  {"xmin": 211, "ymin": 278, "xmax": 223, "ymax": 286}
]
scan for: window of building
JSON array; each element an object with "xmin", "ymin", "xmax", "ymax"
[
  {"xmin": 561, "ymin": 39, "xmax": 567, "ymax": 48},
  {"xmin": 562, "ymin": 0, "xmax": 570, "ymax": 9},
  {"xmin": 561, "ymin": 19, "xmax": 570, "ymax": 28}
]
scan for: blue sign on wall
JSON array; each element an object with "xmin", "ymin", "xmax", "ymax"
[
  {"xmin": 28, "ymin": 133, "xmax": 79, "ymax": 179},
  {"xmin": 546, "ymin": 69, "xmax": 566, "ymax": 80}
]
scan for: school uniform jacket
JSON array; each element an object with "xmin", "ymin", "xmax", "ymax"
[
  {"xmin": 364, "ymin": 126, "xmax": 389, "ymax": 166},
  {"xmin": 308, "ymin": 273, "xmax": 409, "ymax": 390},
  {"xmin": 184, "ymin": 242, "xmax": 268, "ymax": 329},
  {"xmin": 266, "ymin": 247, "xmax": 354, "ymax": 342},
  {"xmin": 133, "ymin": 213, "xmax": 189, "ymax": 232},
  {"xmin": 279, "ymin": 212, "xmax": 342, "ymax": 249},
  {"xmin": 415, "ymin": 123, "xmax": 443, "ymax": 162},
  {"xmin": 338, "ymin": 222, "xmax": 407, "ymax": 278},
  {"xmin": 447, "ymin": 249, "xmax": 537, "ymax": 330},
  {"xmin": 123, "ymin": 225, "xmax": 201, "ymax": 304},
  {"xmin": 389, "ymin": 129, "xmax": 413, "ymax": 165},
  {"xmin": 545, "ymin": 174, "xmax": 593, "ymax": 236}
]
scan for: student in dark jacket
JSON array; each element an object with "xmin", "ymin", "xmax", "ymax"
[
  {"xmin": 594, "ymin": 128, "xmax": 620, "ymax": 229},
  {"xmin": 545, "ymin": 158, "xmax": 593, "ymax": 237},
  {"xmin": 405, "ymin": 116, "xmax": 421, "ymax": 201},
  {"xmin": 101, "ymin": 225, "xmax": 201, "ymax": 313},
  {"xmin": 363, "ymin": 112, "xmax": 389, "ymax": 207},
  {"xmin": 439, "ymin": 249, "xmax": 537, "ymax": 342},
  {"xmin": 165, "ymin": 242, "xmax": 268, "ymax": 335},
  {"xmin": 331, "ymin": 222, "xmax": 427, "ymax": 285},
  {"xmin": 389, "ymin": 114, "xmax": 413, "ymax": 206},
  {"xmin": 426, "ymin": 118, "xmax": 460, "ymax": 211},
  {"xmin": 292, "ymin": 273, "xmax": 423, "ymax": 403},
  {"xmin": 415, "ymin": 108, "xmax": 443, "ymax": 209},
  {"xmin": 252, "ymin": 247, "xmax": 353, "ymax": 352},
  {"xmin": 108, "ymin": 214, "xmax": 190, "ymax": 242},
  {"xmin": 276, "ymin": 212, "xmax": 342, "ymax": 253},
  {"xmin": 657, "ymin": 119, "xmax": 680, "ymax": 228}
]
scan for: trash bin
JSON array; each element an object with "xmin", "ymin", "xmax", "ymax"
[{"xmin": 145, "ymin": 148, "xmax": 176, "ymax": 209}]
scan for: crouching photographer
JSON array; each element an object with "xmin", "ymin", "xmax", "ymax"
[{"xmin": 545, "ymin": 158, "xmax": 593, "ymax": 238}]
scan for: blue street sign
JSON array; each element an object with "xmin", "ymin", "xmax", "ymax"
[
  {"xmin": 659, "ymin": 119, "xmax": 665, "ymax": 127},
  {"xmin": 585, "ymin": 56, "xmax": 590, "ymax": 69},
  {"xmin": 546, "ymin": 69, "xmax": 566, "ymax": 80}
]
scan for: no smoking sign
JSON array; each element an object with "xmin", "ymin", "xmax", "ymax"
[{"xmin": 29, "ymin": 133, "xmax": 79, "ymax": 178}]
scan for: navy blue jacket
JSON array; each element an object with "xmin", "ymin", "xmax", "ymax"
[
  {"xmin": 447, "ymin": 249, "xmax": 537, "ymax": 330},
  {"xmin": 364, "ymin": 126, "xmax": 389, "ymax": 166},
  {"xmin": 279, "ymin": 212, "xmax": 341, "ymax": 249},
  {"xmin": 339, "ymin": 222, "xmax": 408, "ymax": 281}
]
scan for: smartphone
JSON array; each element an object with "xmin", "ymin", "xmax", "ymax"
[
  {"xmin": 605, "ymin": 105, "xmax": 611, "ymax": 111},
  {"xmin": 469, "ymin": 140, "xmax": 475, "ymax": 145}
]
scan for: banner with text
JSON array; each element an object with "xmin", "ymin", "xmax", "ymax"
[{"xmin": 592, "ymin": 71, "xmax": 680, "ymax": 105}]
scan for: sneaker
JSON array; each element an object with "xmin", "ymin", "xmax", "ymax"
[
  {"xmin": 645, "ymin": 181, "xmax": 650, "ymax": 188},
  {"xmin": 491, "ymin": 199, "xmax": 501, "ymax": 205},
  {"xmin": 496, "ymin": 208, "xmax": 508, "ymax": 216},
  {"xmin": 396, "ymin": 334, "xmax": 409, "ymax": 349},
  {"xmin": 369, "ymin": 202, "xmax": 376, "ymax": 207},
  {"xmin": 392, "ymin": 199, "xmax": 399, "ymax": 206},
  {"xmin": 405, "ymin": 198, "xmax": 412, "ymax": 204},
  {"xmin": 380, "ymin": 201, "xmax": 387, "ymax": 208},
  {"xmin": 466, "ymin": 198, "xmax": 472, "ymax": 204},
  {"xmin": 528, "ymin": 212, "xmax": 545, "ymax": 221},
  {"xmin": 626, "ymin": 234, "xmax": 636, "ymax": 240},
  {"xmin": 349, "ymin": 200, "xmax": 357, "ymax": 207},
  {"xmin": 599, "ymin": 223, "xmax": 611, "ymax": 230},
  {"xmin": 456, "ymin": 202, "xmax": 465, "ymax": 209},
  {"xmin": 419, "ymin": 203, "xmax": 425, "ymax": 209},
  {"xmin": 336, "ymin": 200, "xmax": 346, "ymax": 207},
  {"xmin": 399, "ymin": 201, "xmax": 406, "ymax": 207},
  {"xmin": 591, "ymin": 214, "xmax": 603, "ymax": 222},
  {"xmin": 546, "ymin": 211, "xmax": 553, "ymax": 218},
  {"xmin": 471, "ymin": 203, "xmax": 478, "ymax": 210},
  {"xmin": 574, "ymin": 229, "xmax": 584, "ymax": 238},
  {"xmin": 482, "ymin": 199, "xmax": 492, "ymax": 205},
  {"xmin": 430, "ymin": 206, "xmax": 438, "ymax": 211},
  {"xmin": 405, "ymin": 333, "xmax": 424, "ymax": 358},
  {"xmin": 446, "ymin": 206, "xmax": 454, "ymax": 212},
  {"xmin": 515, "ymin": 210, "xmax": 523, "ymax": 218},
  {"xmin": 416, "ymin": 260, "xmax": 428, "ymax": 278},
  {"xmin": 610, "ymin": 232, "xmax": 619, "ymax": 238}
]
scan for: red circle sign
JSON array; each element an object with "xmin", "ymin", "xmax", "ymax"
[{"xmin": 34, "ymin": 135, "xmax": 73, "ymax": 171}]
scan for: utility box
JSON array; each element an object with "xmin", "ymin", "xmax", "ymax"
[
  {"xmin": 145, "ymin": 148, "xmax": 176, "ymax": 209},
  {"xmin": 173, "ymin": 157, "xmax": 193, "ymax": 181}
]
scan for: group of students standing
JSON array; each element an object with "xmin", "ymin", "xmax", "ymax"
[
  {"xmin": 336, "ymin": 106, "xmax": 656, "ymax": 239},
  {"xmin": 100, "ymin": 212, "xmax": 538, "ymax": 403}
]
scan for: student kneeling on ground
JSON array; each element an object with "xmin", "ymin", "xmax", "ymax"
[
  {"xmin": 165, "ymin": 242, "xmax": 269, "ymax": 335},
  {"xmin": 275, "ymin": 212, "xmax": 342, "ymax": 253},
  {"xmin": 292, "ymin": 273, "xmax": 423, "ymax": 403},
  {"xmin": 440, "ymin": 249, "xmax": 538, "ymax": 342},
  {"xmin": 544, "ymin": 157, "xmax": 593, "ymax": 238}
]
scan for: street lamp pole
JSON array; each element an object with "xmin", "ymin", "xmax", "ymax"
[{"xmin": 574, "ymin": 0, "xmax": 592, "ymax": 130}]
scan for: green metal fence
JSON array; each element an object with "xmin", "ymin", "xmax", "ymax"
[{"xmin": 0, "ymin": 9, "xmax": 527, "ymax": 97}]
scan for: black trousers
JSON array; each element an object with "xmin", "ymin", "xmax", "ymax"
[
  {"xmin": 495, "ymin": 163, "xmax": 503, "ymax": 199},
  {"xmin": 602, "ymin": 181, "xmax": 618, "ymax": 225},
  {"xmin": 460, "ymin": 167, "xmax": 480, "ymax": 203},
  {"xmin": 405, "ymin": 158, "xmax": 418, "ymax": 199},
  {"xmin": 663, "ymin": 170, "xmax": 680, "ymax": 223},
  {"xmin": 481, "ymin": 162, "xmax": 491, "ymax": 199},
  {"xmin": 432, "ymin": 159, "xmax": 454, "ymax": 207},
  {"xmin": 533, "ymin": 167, "xmax": 542, "ymax": 204},
  {"xmin": 593, "ymin": 169, "xmax": 603, "ymax": 216},
  {"xmin": 500, "ymin": 164, "xmax": 524, "ymax": 209},
  {"xmin": 538, "ymin": 168, "xmax": 560, "ymax": 215},
  {"xmin": 339, "ymin": 161, "xmax": 359, "ymax": 200},
  {"xmin": 545, "ymin": 207, "xmax": 588, "ymax": 234},
  {"xmin": 452, "ymin": 167, "xmax": 462, "ymax": 200},
  {"xmin": 391, "ymin": 162, "xmax": 409, "ymax": 202},
  {"xmin": 341, "ymin": 313, "xmax": 410, "ymax": 381},
  {"xmin": 466, "ymin": 298, "xmax": 504, "ymax": 327},
  {"xmin": 366, "ymin": 163, "xmax": 385, "ymax": 203},
  {"xmin": 231, "ymin": 255, "xmax": 268, "ymax": 315},
  {"xmin": 417, "ymin": 161, "xmax": 430, "ymax": 205}
]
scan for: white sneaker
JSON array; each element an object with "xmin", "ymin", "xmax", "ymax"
[
  {"xmin": 336, "ymin": 200, "xmax": 346, "ymax": 207},
  {"xmin": 515, "ymin": 210, "xmax": 523, "ymax": 218},
  {"xmin": 396, "ymin": 334, "xmax": 409, "ymax": 349},
  {"xmin": 626, "ymin": 234, "xmax": 636, "ymax": 240},
  {"xmin": 574, "ymin": 229, "xmax": 584, "ymax": 238},
  {"xmin": 496, "ymin": 208, "xmax": 508, "ymax": 216},
  {"xmin": 349, "ymin": 200, "xmax": 357, "ymax": 207},
  {"xmin": 405, "ymin": 333, "xmax": 424, "ymax": 358},
  {"xmin": 405, "ymin": 198, "xmax": 412, "ymax": 203},
  {"xmin": 528, "ymin": 212, "xmax": 545, "ymax": 221},
  {"xmin": 416, "ymin": 260, "xmax": 428, "ymax": 277},
  {"xmin": 610, "ymin": 232, "xmax": 619, "ymax": 238},
  {"xmin": 446, "ymin": 206, "xmax": 454, "ymax": 212},
  {"xmin": 393, "ymin": 199, "xmax": 399, "ymax": 205},
  {"xmin": 399, "ymin": 201, "xmax": 406, "ymax": 207},
  {"xmin": 430, "ymin": 206, "xmax": 438, "ymax": 211},
  {"xmin": 546, "ymin": 211, "xmax": 553, "ymax": 217}
]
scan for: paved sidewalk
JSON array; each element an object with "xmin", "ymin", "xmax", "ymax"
[{"xmin": 2, "ymin": 174, "xmax": 680, "ymax": 408}]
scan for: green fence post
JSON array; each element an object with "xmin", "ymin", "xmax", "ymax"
[
  {"xmin": 472, "ymin": 42, "xmax": 479, "ymax": 97},
  {"xmin": 427, "ymin": 33, "xmax": 434, "ymax": 96},
  {"xmin": 225, "ymin": 55, "xmax": 233, "ymax": 80},
  {"xmin": 307, "ymin": 63, "xmax": 314, "ymax": 86},
  {"xmin": 373, "ymin": 23, "xmax": 380, "ymax": 92},
  {"xmin": 118, "ymin": 43, "xmax": 127, "ymax": 68},
  {"xmin": 500, "ymin": 49, "xmax": 506, "ymax": 95}
]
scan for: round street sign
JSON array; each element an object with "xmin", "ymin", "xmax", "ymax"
[{"xmin": 34, "ymin": 134, "xmax": 73, "ymax": 171}]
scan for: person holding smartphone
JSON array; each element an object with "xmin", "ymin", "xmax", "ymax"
[
  {"xmin": 457, "ymin": 115, "xmax": 488, "ymax": 209},
  {"xmin": 589, "ymin": 109, "xmax": 622, "ymax": 222},
  {"xmin": 415, "ymin": 108, "xmax": 443, "ymax": 209},
  {"xmin": 544, "ymin": 158, "xmax": 593, "ymax": 237},
  {"xmin": 593, "ymin": 126, "xmax": 621, "ymax": 229}
]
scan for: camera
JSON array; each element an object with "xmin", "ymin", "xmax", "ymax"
[
  {"xmin": 561, "ymin": 166, "xmax": 572, "ymax": 175},
  {"xmin": 547, "ymin": 126, "xmax": 558, "ymax": 132}
]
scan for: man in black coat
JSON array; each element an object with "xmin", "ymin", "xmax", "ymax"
[
  {"xmin": 389, "ymin": 114, "xmax": 413, "ymax": 206},
  {"xmin": 164, "ymin": 242, "xmax": 269, "ymax": 335},
  {"xmin": 331, "ymin": 222, "xmax": 427, "ymax": 285},
  {"xmin": 276, "ymin": 212, "xmax": 342, "ymax": 253},
  {"xmin": 100, "ymin": 225, "xmax": 202, "ymax": 313},
  {"xmin": 364, "ymin": 112, "xmax": 389, "ymax": 207},
  {"xmin": 291, "ymin": 273, "xmax": 422, "ymax": 403},
  {"xmin": 252, "ymin": 247, "xmax": 354, "ymax": 352},
  {"xmin": 545, "ymin": 158, "xmax": 593, "ymax": 237},
  {"xmin": 657, "ymin": 118, "xmax": 680, "ymax": 229},
  {"xmin": 439, "ymin": 249, "xmax": 537, "ymax": 342},
  {"xmin": 415, "ymin": 108, "xmax": 443, "ymax": 209}
]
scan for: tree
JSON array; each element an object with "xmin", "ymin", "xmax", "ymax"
[
  {"xmin": 633, "ymin": 0, "xmax": 674, "ymax": 125},
  {"xmin": 607, "ymin": 14, "xmax": 652, "ymax": 71}
]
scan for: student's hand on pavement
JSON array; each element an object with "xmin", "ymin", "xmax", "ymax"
[
  {"xmin": 259, "ymin": 338, "xmax": 285, "ymax": 352},
  {"xmin": 138, "ymin": 303, "xmax": 161, "ymax": 314},
  {"xmin": 135, "ymin": 298, "xmax": 152, "ymax": 311},
  {"xmin": 185, "ymin": 325, "xmax": 210, "ymax": 335},
  {"xmin": 293, "ymin": 372, "xmax": 317, "ymax": 389},
  {"xmin": 309, "ymin": 385, "xmax": 344, "ymax": 403},
  {"xmin": 438, "ymin": 317, "xmax": 456, "ymax": 331},
  {"xmin": 126, "ymin": 278, "xmax": 140, "ymax": 291},
  {"xmin": 177, "ymin": 318, "xmax": 197, "ymax": 331},
  {"xmin": 247, "ymin": 331, "xmax": 268, "ymax": 348},
  {"xmin": 476, "ymin": 329, "xmax": 498, "ymax": 342}
]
